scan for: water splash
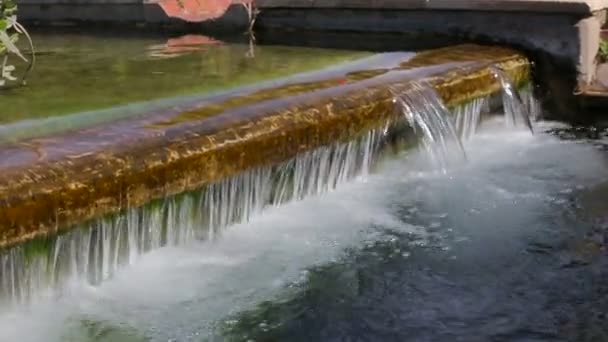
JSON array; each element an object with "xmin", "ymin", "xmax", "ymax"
[
  {"xmin": 0, "ymin": 129, "xmax": 386, "ymax": 306},
  {"xmin": 0, "ymin": 73, "xmax": 540, "ymax": 305},
  {"xmin": 392, "ymin": 82, "xmax": 467, "ymax": 172},
  {"xmin": 490, "ymin": 66, "xmax": 535, "ymax": 133}
]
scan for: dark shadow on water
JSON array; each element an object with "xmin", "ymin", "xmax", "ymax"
[
  {"xmin": 220, "ymin": 129, "xmax": 608, "ymax": 342},
  {"xmin": 254, "ymin": 30, "xmax": 469, "ymax": 53},
  {"xmin": 221, "ymin": 206, "xmax": 608, "ymax": 342}
]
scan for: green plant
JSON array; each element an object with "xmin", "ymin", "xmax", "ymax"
[
  {"xmin": 599, "ymin": 39, "xmax": 608, "ymax": 63},
  {"xmin": 0, "ymin": 0, "xmax": 34, "ymax": 87}
]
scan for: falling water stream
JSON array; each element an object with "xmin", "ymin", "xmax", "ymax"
[
  {"xmin": 490, "ymin": 66, "xmax": 536, "ymax": 133},
  {"xmin": 0, "ymin": 77, "xmax": 538, "ymax": 306},
  {"xmin": 392, "ymin": 82, "xmax": 469, "ymax": 173},
  {"xmin": 0, "ymin": 79, "xmax": 540, "ymax": 305},
  {"xmin": 2, "ymin": 65, "xmax": 588, "ymax": 342}
]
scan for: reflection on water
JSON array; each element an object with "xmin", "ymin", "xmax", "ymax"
[
  {"xmin": 0, "ymin": 32, "xmax": 369, "ymax": 124},
  {"xmin": 146, "ymin": 34, "xmax": 224, "ymax": 59}
]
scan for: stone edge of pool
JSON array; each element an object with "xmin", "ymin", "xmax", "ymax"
[{"xmin": 0, "ymin": 44, "xmax": 530, "ymax": 250}]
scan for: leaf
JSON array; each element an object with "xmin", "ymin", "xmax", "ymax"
[
  {"xmin": 0, "ymin": 29, "xmax": 26, "ymax": 62},
  {"xmin": 3, "ymin": 2, "xmax": 17, "ymax": 17},
  {"xmin": 5, "ymin": 15, "xmax": 19, "ymax": 30},
  {"xmin": 2, "ymin": 64, "xmax": 16, "ymax": 81}
]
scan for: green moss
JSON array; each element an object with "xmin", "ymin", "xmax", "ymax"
[
  {"xmin": 599, "ymin": 39, "xmax": 608, "ymax": 63},
  {"xmin": 20, "ymin": 235, "xmax": 54, "ymax": 264}
]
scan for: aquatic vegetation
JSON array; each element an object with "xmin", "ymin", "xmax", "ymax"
[
  {"xmin": 599, "ymin": 38, "xmax": 608, "ymax": 63},
  {"xmin": 0, "ymin": 0, "xmax": 34, "ymax": 87}
]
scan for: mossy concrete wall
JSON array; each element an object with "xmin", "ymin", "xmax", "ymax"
[{"xmin": 0, "ymin": 44, "xmax": 529, "ymax": 249}]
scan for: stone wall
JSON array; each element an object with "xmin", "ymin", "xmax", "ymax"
[
  {"xmin": 17, "ymin": 0, "xmax": 250, "ymax": 31},
  {"xmin": 16, "ymin": 0, "xmax": 607, "ymax": 89},
  {"xmin": 254, "ymin": 4, "xmax": 605, "ymax": 91}
]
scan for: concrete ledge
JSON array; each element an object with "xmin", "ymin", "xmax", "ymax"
[
  {"xmin": 19, "ymin": 3, "xmax": 145, "ymax": 22},
  {"xmin": 257, "ymin": 9, "xmax": 580, "ymax": 64},
  {"xmin": 257, "ymin": 0, "xmax": 608, "ymax": 14},
  {"xmin": 0, "ymin": 44, "xmax": 529, "ymax": 249},
  {"xmin": 256, "ymin": 7, "xmax": 606, "ymax": 92},
  {"xmin": 17, "ymin": 0, "xmax": 608, "ymax": 13}
]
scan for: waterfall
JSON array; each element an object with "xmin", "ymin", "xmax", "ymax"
[
  {"xmin": 0, "ymin": 73, "xmax": 539, "ymax": 306},
  {"xmin": 0, "ymin": 129, "xmax": 387, "ymax": 306},
  {"xmin": 490, "ymin": 66, "xmax": 535, "ymax": 133},
  {"xmin": 392, "ymin": 82, "xmax": 468, "ymax": 172},
  {"xmin": 453, "ymin": 97, "xmax": 488, "ymax": 141},
  {"xmin": 392, "ymin": 79, "xmax": 538, "ymax": 171}
]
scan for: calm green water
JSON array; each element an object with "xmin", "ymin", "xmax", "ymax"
[{"xmin": 0, "ymin": 32, "xmax": 369, "ymax": 124}]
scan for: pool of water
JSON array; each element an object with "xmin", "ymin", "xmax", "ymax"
[
  {"xmin": 0, "ymin": 31, "xmax": 370, "ymax": 125},
  {"xmin": 0, "ymin": 118, "xmax": 607, "ymax": 342},
  {"xmin": 1, "ymin": 30, "xmax": 607, "ymax": 342}
]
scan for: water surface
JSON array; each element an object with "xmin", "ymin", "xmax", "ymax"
[
  {"xmin": 1, "ymin": 119, "xmax": 607, "ymax": 342},
  {"xmin": 1, "ymin": 31, "xmax": 606, "ymax": 342},
  {"xmin": 0, "ymin": 32, "xmax": 370, "ymax": 124}
]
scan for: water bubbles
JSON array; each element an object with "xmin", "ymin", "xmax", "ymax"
[{"xmin": 224, "ymin": 319, "xmax": 238, "ymax": 326}]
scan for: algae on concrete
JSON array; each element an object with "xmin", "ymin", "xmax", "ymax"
[{"xmin": 0, "ymin": 45, "xmax": 530, "ymax": 250}]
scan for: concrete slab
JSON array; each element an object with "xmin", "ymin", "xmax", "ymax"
[
  {"xmin": 0, "ymin": 45, "xmax": 529, "ymax": 249},
  {"xmin": 257, "ymin": 0, "xmax": 608, "ymax": 14}
]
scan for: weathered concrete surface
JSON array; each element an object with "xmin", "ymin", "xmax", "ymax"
[
  {"xmin": 0, "ymin": 45, "xmax": 530, "ymax": 249},
  {"xmin": 255, "ymin": 0, "xmax": 607, "ymax": 92},
  {"xmin": 257, "ymin": 0, "xmax": 608, "ymax": 13},
  {"xmin": 17, "ymin": 0, "xmax": 250, "ymax": 31}
]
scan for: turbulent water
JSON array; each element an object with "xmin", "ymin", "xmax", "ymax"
[
  {"xmin": 0, "ymin": 128, "xmax": 386, "ymax": 305},
  {"xmin": 3, "ymin": 76, "xmax": 600, "ymax": 342},
  {"xmin": 1, "ymin": 116, "xmax": 606, "ymax": 342},
  {"xmin": 1, "ymin": 80, "xmax": 524, "ymax": 306}
]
